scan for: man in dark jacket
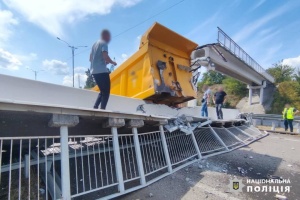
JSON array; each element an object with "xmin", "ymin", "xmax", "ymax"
[{"xmin": 213, "ymin": 86, "xmax": 227, "ymax": 119}]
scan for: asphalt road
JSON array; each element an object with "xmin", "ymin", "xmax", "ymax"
[{"xmin": 116, "ymin": 133, "xmax": 300, "ymax": 200}]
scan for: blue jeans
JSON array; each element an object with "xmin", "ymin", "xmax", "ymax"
[
  {"xmin": 201, "ymin": 101, "xmax": 208, "ymax": 117},
  {"xmin": 284, "ymin": 119, "xmax": 293, "ymax": 132}
]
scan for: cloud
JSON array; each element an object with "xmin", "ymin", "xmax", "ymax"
[
  {"xmin": 63, "ymin": 73, "xmax": 87, "ymax": 88},
  {"xmin": 260, "ymin": 44, "xmax": 283, "ymax": 67},
  {"xmin": 186, "ymin": 12, "xmax": 220, "ymax": 39},
  {"xmin": 233, "ymin": 3, "xmax": 292, "ymax": 42},
  {"xmin": 121, "ymin": 53, "xmax": 128, "ymax": 61},
  {"xmin": 0, "ymin": 9, "xmax": 18, "ymax": 43},
  {"xmin": 3, "ymin": 0, "xmax": 142, "ymax": 36},
  {"xmin": 42, "ymin": 59, "xmax": 69, "ymax": 75},
  {"xmin": 0, "ymin": 48, "xmax": 22, "ymax": 70},
  {"xmin": 282, "ymin": 55, "xmax": 300, "ymax": 68},
  {"xmin": 249, "ymin": 0, "xmax": 266, "ymax": 12},
  {"xmin": 74, "ymin": 66, "xmax": 87, "ymax": 73}
]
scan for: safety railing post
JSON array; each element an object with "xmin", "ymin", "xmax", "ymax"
[
  {"xmin": 60, "ymin": 126, "xmax": 71, "ymax": 200},
  {"xmin": 112, "ymin": 127, "xmax": 125, "ymax": 193},
  {"xmin": 188, "ymin": 123, "xmax": 202, "ymax": 160},
  {"xmin": 209, "ymin": 125, "xmax": 229, "ymax": 151},
  {"xmin": 132, "ymin": 127, "xmax": 146, "ymax": 185},
  {"xmin": 49, "ymin": 114, "xmax": 79, "ymax": 200},
  {"xmin": 127, "ymin": 119, "xmax": 146, "ymax": 186},
  {"xmin": 159, "ymin": 124, "xmax": 172, "ymax": 173}
]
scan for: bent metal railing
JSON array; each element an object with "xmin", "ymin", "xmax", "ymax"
[
  {"xmin": 0, "ymin": 124, "xmax": 267, "ymax": 200},
  {"xmin": 217, "ymin": 27, "xmax": 275, "ymax": 83}
]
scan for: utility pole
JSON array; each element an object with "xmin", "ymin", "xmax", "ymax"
[
  {"xmin": 57, "ymin": 37, "xmax": 87, "ymax": 87},
  {"xmin": 27, "ymin": 67, "xmax": 44, "ymax": 80}
]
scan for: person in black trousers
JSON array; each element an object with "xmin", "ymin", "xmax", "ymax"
[
  {"xmin": 90, "ymin": 30, "xmax": 117, "ymax": 110},
  {"xmin": 213, "ymin": 86, "xmax": 227, "ymax": 119}
]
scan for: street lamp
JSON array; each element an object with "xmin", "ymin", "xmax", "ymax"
[
  {"xmin": 57, "ymin": 37, "xmax": 87, "ymax": 87},
  {"xmin": 27, "ymin": 67, "xmax": 44, "ymax": 80}
]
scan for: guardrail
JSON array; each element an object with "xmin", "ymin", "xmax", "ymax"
[
  {"xmin": 217, "ymin": 27, "xmax": 275, "ymax": 83},
  {"xmin": 0, "ymin": 123, "xmax": 266, "ymax": 199},
  {"xmin": 252, "ymin": 114, "xmax": 300, "ymax": 133}
]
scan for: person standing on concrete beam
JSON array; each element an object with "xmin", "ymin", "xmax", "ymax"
[
  {"xmin": 90, "ymin": 29, "xmax": 117, "ymax": 110},
  {"xmin": 201, "ymin": 85, "xmax": 211, "ymax": 117},
  {"xmin": 213, "ymin": 86, "xmax": 227, "ymax": 120},
  {"xmin": 282, "ymin": 103, "xmax": 299, "ymax": 132}
]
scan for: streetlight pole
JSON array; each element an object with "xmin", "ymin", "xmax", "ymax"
[
  {"xmin": 27, "ymin": 67, "xmax": 44, "ymax": 80},
  {"xmin": 57, "ymin": 37, "xmax": 87, "ymax": 87}
]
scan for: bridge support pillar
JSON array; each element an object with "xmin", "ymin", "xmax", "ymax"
[
  {"xmin": 259, "ymin": 87, "xmax": 264, "ymax": 105},
  {"xmin": 247, "ymin": 81, "xmax": 266, "ymax": 105},
  {"xmin": 248, "ymin": 86, "xmax": 253, "ymax": 105}
]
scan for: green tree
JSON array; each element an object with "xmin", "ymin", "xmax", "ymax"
[
  {"xmin": 222, "ymin": 77, "xmax": 247, "ymax": 98},
  {"xmin": 266, "ymin": 62, "xmax": 294, "ymax": 83},
  {"xmin": 294, "ymin": 67, "xmax": 300, "ymax": 83},
  {"xmin": 84, "ymin": 69, "xmax": 96, "ymax": 89},
  {"xmin": 202, "ymin": 71, "xmax": 225, "ymax": 85},
  {"xmin": 269, "ymin": 81, "xmax": 300, "ymax": 114},
  {"xmin": 197, "ymin": 71, "xmax": 225, "ymax": 89}
]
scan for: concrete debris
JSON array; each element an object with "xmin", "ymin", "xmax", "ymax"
[
  {"xmin": 257, "ymin": 173, "xmax": 261, "ymax": 175},
  {"xmin": 291, "ymin": 148, "xmax": 295, "ymax": 150},
  {"xmin": 198, "ymin": 165, "xmax": 203, "ymax": 169},
  {"xmin": 41, "ymin": 147, "xmax": 61, "ymax": 156},
  {"xmin": 287, "ymin": 164, "xmax": 292, "ymax": 167},
  {"xmin": 185, "ymin": 177, "xmax": 191, "ymax": 182},
  {"xmin": 249, "ymin": 156, "xmax": 253, "ymax": 159},
  {"xmin": 237, "ymin": 167, "xmax": 247, "ymax": 175},
  {"xmin": 275, "ymin": 194, "xmax": 287, "ymax": 200},
  {"xmin": 164, "ymin": 114, "xmax": 203, "ymax": 134},
  {"xmin": 149, "ymin": 193, "xmax": 153, "ymax": 197}
]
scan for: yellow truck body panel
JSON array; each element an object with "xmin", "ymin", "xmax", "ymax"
[{"xmin": 93, "ymin": 23, "xmax": 198, "ymax": 105}]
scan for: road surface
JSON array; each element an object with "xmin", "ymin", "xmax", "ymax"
[{"xmin": 115, "ymin": 133, "xmax": 300, "ymax": 200}]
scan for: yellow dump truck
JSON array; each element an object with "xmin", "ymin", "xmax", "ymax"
[{"xmin": 93, "ymin": 23, "xmax": 198, "ymax": 105}]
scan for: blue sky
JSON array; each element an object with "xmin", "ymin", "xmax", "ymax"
[{"xmin": 1, "ymin": 0, "xmax": 300, "ymax": 87}]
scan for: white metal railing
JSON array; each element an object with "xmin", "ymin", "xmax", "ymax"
[
  {"xmin": 217, "ymin": 27, "xmax": 275, "ymax": 83},
  {"xmin": 0, "ymin": 124, "xmax": 267, "ymax": 200}
]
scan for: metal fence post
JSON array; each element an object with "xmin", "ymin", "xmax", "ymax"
[
  {"xmin": 60, "ymin": 126, "xmax": 71, "ymax": 200},
  {"xmin": 271, "ymin": 122, "xmax": 276, "ymax": 131},
  {"xmin": 159, "ymin": 125, "xmax": 172, "ymax": 173},
  {"xmin": 48, "ymin": 114, "xmax": 79, "ymax": 200},
  {"xmin": 209, "ymin": 125, "xmax": 229, "ymax": 151},
  {"xmin": 188, "ymin": 123, "xmax": 202, "ymax": 160},
  {"xmin": 132, "ymin": 127, "xmax": 146, "ymax": 186},
  {"xmin": 190, "ymin": 133, "xmax": 202, "ymax": 160},
  {"xmin": 112, "ymin": 127, "xmax": 125, "ymax": 193}
]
